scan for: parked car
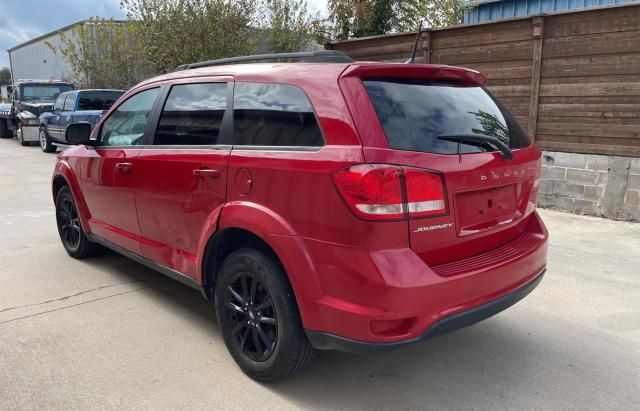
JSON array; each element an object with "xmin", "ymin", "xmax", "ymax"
[
  {"xmin": 0, "ymin": 80, "xmax": 74, "ymax": 145},
  {"xmin": 52, "ymin": 51, "xmax": 548, "ymax": 382},
  {"xmin": 39, "ymin": 89, "xmax": 124, "ymax": 152}
]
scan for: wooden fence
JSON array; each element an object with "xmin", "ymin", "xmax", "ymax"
[{"xmin": 326, "ymin": 3, "xmax": 640, "ymax": 157}]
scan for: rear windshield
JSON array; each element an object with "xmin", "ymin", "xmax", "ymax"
[
  {"xmin": 78, "ymin": 91, "xmax": 124, "ymax": 111},
  {"xmin": 363, "ymin": 79, "xmax": 531, "ymax": 154}
]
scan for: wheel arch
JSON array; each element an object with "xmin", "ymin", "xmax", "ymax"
[
  {"xmin": 200, "ymin": 204, "xmax": 323, "ymax": 327},
  {"xmin": 201, "ymin": 228, "xmax": 283, "ymax": 299},
  {"xmin": 52, "ymin": 174, "xmax": 68, "ymax": 200},
  {"xmin": 52, "ymin": 162, "xmax": 91, "ymax": 232}
]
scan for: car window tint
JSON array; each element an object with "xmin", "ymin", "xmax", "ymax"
[
  {"xmin": 63, "ymin": 94, "xmax": 76, "ymax": 111},
  {"xmin": 78, "ymin": 91, "xmax": 124, "ymax": 111},
  {"xmin": 364, "ymin": 79, "xmax": 531, "ymax": 154},
  {"xmin": 155, "ymin": 83, "xmax": 227, "ymax": 145},
  {"xmin": 100, "ymin": 88, "xmax": 159, "ymax": 147},
  {"xmin": 53, "ymin": 94, "xmax": 66, "ymax": 111},
  {"xmin": 233, "ymin": 83, "xmax": 323, "ymax": 147}
]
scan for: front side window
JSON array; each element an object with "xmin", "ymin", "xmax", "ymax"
[
  {"xmin": 100, "ymin": 88, "xmax": 159, "ymax": 147},
  {"xmin": 364, "ymin": 79, "xmax": 531, "ymax": 155},
  {"xmin": 155, "ymin": 83, "xmax": 227, "ymax": 145},
  {"xmin": 63, "ymin": 94, "xmax": 76, "ymax": 111},
  {"xmin": 53, "ymin": 94, "xmax": 66, "ymax": 112},
  {"xmin": 233, "ymin": 82, "xmax": 323, "ymax": 147}
]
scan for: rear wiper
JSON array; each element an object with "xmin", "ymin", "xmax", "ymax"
[{"xmin": 437, "ymin": 133, "xmax": 513, "ymax": 160}]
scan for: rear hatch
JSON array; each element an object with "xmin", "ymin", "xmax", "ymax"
[{"xmin": 342, "ymin": 64, "xmax": 541, "ymax": 267}]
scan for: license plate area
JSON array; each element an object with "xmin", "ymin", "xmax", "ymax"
[{"xmin": 455, "ymin": 182, "xmax": 529, "ymax": 237}]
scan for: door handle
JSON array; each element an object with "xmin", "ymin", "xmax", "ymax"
[
  {"xmin": 115, "ymin": 162, "xmax": 133, "ymax": 173},
  {"xmin": 193, "ymin": 168, "xmax": 221, "ymax": 178}
]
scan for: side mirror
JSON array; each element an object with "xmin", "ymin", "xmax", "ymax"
[{"xmin": 65, "ymin": 123, "xmax": 93, "ymax": 145}]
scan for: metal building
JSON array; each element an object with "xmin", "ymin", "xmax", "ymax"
[
  {"xmin": 464, "ymin": 0, "xmax": 639, "ymax": 23},
  {"xmin": 6, "ymin": 22, "xmax": 83, "ymax": 82}
]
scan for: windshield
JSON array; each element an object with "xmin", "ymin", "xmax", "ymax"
[
  {"xmin": 363, "ymin": 79, "xmax": 531, "ymax": 155},
  {"xmin": 20, "ymin": 84, "xmax": 74, "ymax": 101},
  {"xmin": 78, "ymin": 91, "xmax": 124, "ymax": 111}
]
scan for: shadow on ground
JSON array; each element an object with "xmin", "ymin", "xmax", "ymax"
[{"xmin": 82, "ymin": 248, "xmax": 638, "ymax": 410}]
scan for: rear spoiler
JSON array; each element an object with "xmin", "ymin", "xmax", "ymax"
[{"xmin": 341, "ymin": 63, "xmax": 487, "ymax": 86}]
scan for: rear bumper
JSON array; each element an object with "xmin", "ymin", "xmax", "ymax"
[
  {"xmin": 298, "ymin": 210, "xmax": 548, "ymax": 349},
  {"xmin": 306, "ymin": 269, "xmax": 544, "ymax": 353}
]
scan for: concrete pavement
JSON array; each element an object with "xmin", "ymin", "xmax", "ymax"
[{"xmin": 0, "ymin": 138, "xmax": 639, "ymax": 410}]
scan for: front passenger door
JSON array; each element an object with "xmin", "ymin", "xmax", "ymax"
[
  {"xmin": 60, "ymin": 92, "xmax": 76, "ymax": 137},
  {"xmin": 49, "ymin": 94, "xmax": 66, "ymax": 140},
  {"xmin": 79, "ymin": 87, "xmax": 161, "ymax": 254}
]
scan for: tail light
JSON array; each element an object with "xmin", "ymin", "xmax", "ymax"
[
  {"xmin": 331, "ymin": 165, "xmax": 404, "ymax": 221},
  {"xmin": 332, "ymin": 164, "xmax": 447, "ymax": 221},
  {"xmin": 404, "ymin": 169, "xmax": 447, "ymax": 217}
]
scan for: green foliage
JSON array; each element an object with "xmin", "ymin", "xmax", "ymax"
[
  {"xmin": 395, "ymin": 0, "xmax": 471, "ymax": 32},
  {"xmin": 120, "ymin": 0, "xmax": 260, "ymax": 73},
  {"xmin": 328, "ymin": 0, "xmax": 471, "ymax": 40},
  {"xmin": 0, "ymin": 66, "xmax": 11, "ymax": 86},
  {"xmin": 261, "ymin": 0, "xmax": 325, "ymax": 53},
  {"xmin": 48, "ymin": 1, "xmax": 323, "ymax": 89},
  {"xmin": 46, "ymin": 18, "xmax": 151, "ymax": 89}
]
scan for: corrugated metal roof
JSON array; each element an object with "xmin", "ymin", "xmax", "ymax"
[
  {"xmin": 7, "ymin": 19, "xmax": 128, "ymax": 52},
  {"xmin": 465, "ymin": 0, "xmax": 640, "ymax": 23}
]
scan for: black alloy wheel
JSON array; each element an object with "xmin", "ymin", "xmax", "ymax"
[
  {"xmin": 215, "ymin": 248, "xmax": 314, "ymax": 382},
  {"xmin": 55, "ymin": 186, "xmax": 96, "ymax": 258},
  {"xmin": 57, "ymin": 195, "xmax": 81, "ymax": 250},
  {"xmin": 224, "ymin": 272, "xmax": 278, "ymax": 362}
]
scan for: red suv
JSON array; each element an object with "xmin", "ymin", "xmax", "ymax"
[{"xmin": 53, "ymin": 51, "xmax": 547, "ymax": 382}]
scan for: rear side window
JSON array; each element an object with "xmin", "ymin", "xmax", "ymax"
[
  {"xmin": 233, "ymin": 82, "xmax": 323, "ymax": 147},
  {"xmin": 155, "ymin": 83, "xmax": 227, "ymax": 146},
  {"xmin": 364, "ymin": 79, "xmax": 531, "ymax": 154},
  {"xmin": 78, "ymin": 91, "xmax": 124, "ymax": 111}
]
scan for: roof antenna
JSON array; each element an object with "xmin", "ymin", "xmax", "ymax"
[{"xmin": 405, "ymin": 21, "xmax": 423, "ymax": 64}]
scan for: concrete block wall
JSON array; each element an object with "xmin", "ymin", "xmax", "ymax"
[{"xmin": 537, "ymin": 151, "xmax": 640, "ymax": 221}]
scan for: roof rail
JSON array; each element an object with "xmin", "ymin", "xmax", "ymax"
[{"xmin": 174, "ymin": 50, "xmax": 353, "ymax": 71}]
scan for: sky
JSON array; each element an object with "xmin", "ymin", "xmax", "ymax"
[{"xmin": 0, "ymin": 0, "xmax": 329, "ymax": 68}]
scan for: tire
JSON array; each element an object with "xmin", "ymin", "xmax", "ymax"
[
  {"xmin": 215, "ymin": 248, "xmax": 314, "ymax": 382},
  {"xmin": 40, "ymin": 127, "xmax": 56, "ymax": 153},
  {"xmin": 0, "ymin": 119, "xmax": 8, "ymax": 138},
  {"xmin": 55, "ymin": 186, "xmax": 96, "ymax": 259}
]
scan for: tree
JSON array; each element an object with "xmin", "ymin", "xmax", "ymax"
[
  {"xmin": 120, "ymin": 0, "xmax": 260, "ymax": 73},
  {"xmin": 328, "ymin": 0, "xmax": 470, "ymax": 40},
  {"xmin": 261, "ymin": 0, "xmax": 325, "ymax": 53},
  {"xmin": 49, "ymin": 0, "xmax": 326, "ymax": 89},
  {"xmin": 46, "ymin": 18, "xmax": 151, "ymax": 89},
  {"xmin": 0, "ymin": 66, "xmax": 11, "ymax": 86},
  {"xmin": 395, "ymin": 0, "xmax": 471, "ymax": 32}
]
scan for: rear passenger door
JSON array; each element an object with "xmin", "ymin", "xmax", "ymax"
[
  {"xmin": 226, "ymin": 82, "xmax": 325, "ymax": 231},
  {"xmin": 134, "ymin": 78, "xmax": 232, "ymax": 278}
]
